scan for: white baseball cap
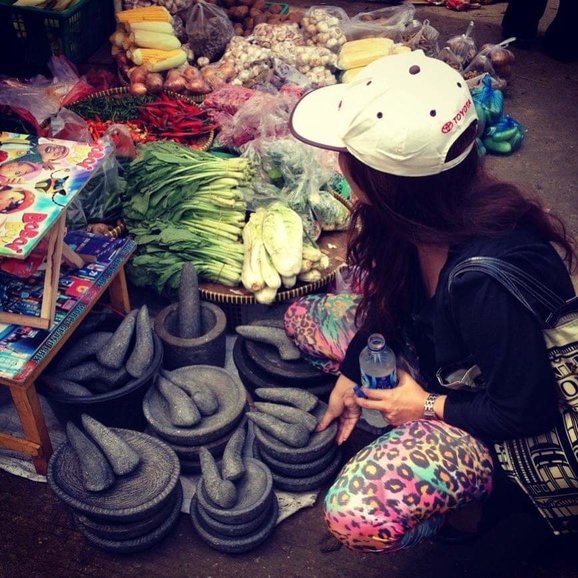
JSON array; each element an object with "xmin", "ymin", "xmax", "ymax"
[{"xmin": 289, "ymin": 50, "xmax": 478, "ymax": 177}]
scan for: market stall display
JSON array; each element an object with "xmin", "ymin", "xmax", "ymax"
[
  {"xmin": 155, "ymin": 263, "xmax": 227, "ymax": 369},
  {"xmin": 47, "ymin": 415, "xmax": 183, "ymax": 553},
  {"xmin": 233, "ymin": 319, "xmax": 336, "ymax": 398},
  {"xmin": 249, "ymin": 389, "xmax": 342, "ymax": 492},
  {"xmin": 40, "ymin": 305, "xmax": 163, "ymax": 431},
  {"xmin": 142, "ymin": 365, "xmax": 247, "ymax": 472}
]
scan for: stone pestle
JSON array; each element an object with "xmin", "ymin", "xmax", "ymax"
[
  {"xmin": 221, "ymin": 424, "xmax": 247, "ymax": 482},
  {"xmin": 126, "ymin": 305, "xmax": 154, "ymax": 379},
  {"xmin": 160, "ymin": 368, "xmax": 219, "ymax": 416},
  {"xmin": 235, "ymin": 325, "xmax": 302, "ymax": 361},
  {"xmin": 81, "ymin": 414, "xmax": 141, "ymax": 477},
  {"xmin": 254, "ymin": 387, "xmax": 319, "ymax": 413},
  {"xmin": 178, "ymin": 262, "xmax": 202, "ymax": 339},
  {"xmin": 253, "ymin": 402, "xmax": 318, "ymax": 433},
  {"xmin": 199, "ymin": 447, "xmax": 238, "ymax": 509},
  {"xmin": 157, "ymin": 376, "xmax": 202, "ymax": 427},
  {"xmin": 66, "ymin": 422, "xmax": 115, "ymax": 493},
  {"xmin": 247, "ymin": 412, "xmax": 311, "ymax": 448}
]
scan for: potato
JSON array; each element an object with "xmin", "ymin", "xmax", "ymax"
[
  {"xmin": 268, "ymin": 3, "xmax": 281, "ymax": 13},
  {"xmin": 233, "ymin": 23, "xmax": 244, "ymax": 35}
]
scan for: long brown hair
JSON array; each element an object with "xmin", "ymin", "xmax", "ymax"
[{"xmin": 343, "ymin": 148, "xmax": 576, "ymax": 337}]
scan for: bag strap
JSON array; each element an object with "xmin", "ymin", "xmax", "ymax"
[{"xmin": 448, "ymin": 256, "xmax": 571, "ymax": 328}]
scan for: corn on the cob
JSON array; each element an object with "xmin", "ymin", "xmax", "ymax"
[
  {"xmin": 131, "ymin": 30, "xmax": 181, "ymax": 50},
  {"xmin": 128, "ymin": 47, "xmax": 187, "ymax": 71},
  {"xmin": 340, "ymin": 67, "xmax": 364, "ymax": 83},
  {"xmin": 128, "ymin": 21, "xmax": 175, "ymax": 34},
  {"xmin": 116, "ymin": 6, "xmax": 172, "ymax": 23},
  {"xmin": 337, "ymin": 37, "xmax": 394, "ymax": 70}
]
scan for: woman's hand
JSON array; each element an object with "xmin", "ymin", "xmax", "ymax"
[
  {"xmin": 316, "ymin": 374, "xmax": 361, "ymax": 445},
  {"xmin": 356, "ymin": 369, "xmax": 429, "ymax": 426}
]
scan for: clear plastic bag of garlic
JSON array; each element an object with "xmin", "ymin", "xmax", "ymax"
[
  {"xmin": 293, "ymin": 45, "xmax": 337, "ymax": 85},
  {"xmin": 301, "ymin": 6, "xmax": 347, "ymax": 53},
  {"xmin": 222, "ymin": 36, "xmax": 273, "ymax": 86},
  {"xmin": 252, "ymin": 23, "xmax": 305, "ymax": 50}
]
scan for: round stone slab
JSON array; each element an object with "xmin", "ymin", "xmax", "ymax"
[
  {"xmin": 74, "ymin": 483, "xmax": 180, "ymax": 541},
  {"xmin": 195, "ymin": 457, "xmax": 273, "ymax": 525},
  {"xmin": 255, "ymin": 442, "xmax": 340, "ymax": 478},
  {"xmin": 143, "ymin": 366, "xmax": 247, "ymax": 445},
  {"xmin": 191, "ymin": 493, "xmax": 278, "ymax": 554},
  {"xmin": 252, "ymin": 402, "xmax": 338, "ymax": 464},
  {"xmin": 47, "ymin": 429, "xmax": 180, "ymax": 523},
  {"xmin": 233, "ymin": 338, "xmax": 334, "ymax": 399},
  {"xmin": 267, "ymin": 448, "xmax": 343, "ymax": 492},
  {"xmin": 191, "ymin": 492, "xmax": 275, "ymax": 538},
  {"xmin": 241, "ymin": 319, "xmax": 331, "ymax": 382},
  {"xmin": 75, "ymin": 480, "xmax": 183, "ymax": 554}
]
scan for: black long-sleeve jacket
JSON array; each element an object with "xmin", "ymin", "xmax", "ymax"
[{"xmin": 339, "ymin": 227, "xmax": 576, "ymax": 441}]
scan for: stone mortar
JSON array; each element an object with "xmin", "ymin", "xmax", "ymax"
[{"xmin": 155, "ymin": 302, "xmax": 227, "ymax": 370}]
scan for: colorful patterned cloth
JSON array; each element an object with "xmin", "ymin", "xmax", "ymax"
[
  {"xmin": 324, "ymin": 420, "xmax": 494, "ymax": 552},
  {"xmin": 284, "ymin": 293, "xmax": 362, "ymax": 374}
]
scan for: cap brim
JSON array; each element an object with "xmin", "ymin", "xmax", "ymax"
[{"xmin": 289, "ymin": 84, "xmax": 348, "ymax": 152}]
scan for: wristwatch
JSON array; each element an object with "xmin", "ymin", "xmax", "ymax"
[{"xmin": 423, "ymin": 393, "xmax": 439, "ymax": 420}]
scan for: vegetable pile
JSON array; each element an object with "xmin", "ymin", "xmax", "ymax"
[
  {"xmin": 69, "ymin": 92, "xmax": 216, "ymax": 146},
  {"xmin": 241, "ymin": 202, "xmax": 330, "ymax": 304},
  {"xmin": 123, "ymin": 141, "xmax": 253, "ymax": 292}
]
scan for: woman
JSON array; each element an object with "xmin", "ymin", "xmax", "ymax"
[
  {"xmin": 502, "ymin": 0, "xmax": 578, "ymax": 62},
  {"xmin": 288, "ymin": 50, "xmax": 577, "ymax": 551}
]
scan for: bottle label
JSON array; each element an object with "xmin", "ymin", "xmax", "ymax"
[{"xmin": 360, "ymin": 368, "xmax": 397, "ymax": 391}]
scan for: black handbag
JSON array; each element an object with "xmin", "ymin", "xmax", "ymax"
[{"xmin": 448, "ymin": 256, "xmax": 578, "ymax": 535}]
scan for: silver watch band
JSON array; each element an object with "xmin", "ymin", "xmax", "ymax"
[{"xmin": 423, "ymin": 393, "xmax": 439, "ymax": 420}]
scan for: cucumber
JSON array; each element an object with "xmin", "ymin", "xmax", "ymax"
[
  {"xmin": 157, "ymin": 376, "xmax": 202, "ymax": 427},
  {"xmin": 247, "ymin": 412, "xmax": 310, "ymax": 448},
  {"xmin": 178, "ymin": 262, "xmax": 202, "ymax": 339},
  {"xmin": 53, "ymin": 332, "xmax": 113, "ymax": 372},
  {"xmin": 199, "ymin": 446, "xmax": 238, "ymax": 509},
  {"xmin": 96, "ymin": 310, "xmax": 138, "ymax": 369},
  {"xmin": 254, "ymin": 387, "xmax": 318, "ymax": 413},
  {"xmin": 235, "ymin": 325, "xmax": 301, "ymax": 361},
  {"xmin": 160, "ymin": 368, "xmax": 219, "ymax": 416},
  {"xmin": 483, "ymin": 136, "xmax": 512, "ymax": 154},
  {"xmin": 42, "ymin": 375, "xmax": 92, "ymax": 397},
  {"xmin": 66, "ymin": 422, "xmax": 115, "ymax": 493},
  {"xmin": 488, "ymin": 125, "xmax": 518, "ymax": 142},
  {"xmin": 81, "ymin": 415, "xmax": 140, "ymax": 476},
  {"xmin": 125, "ymin": 306, "xmax": 154, "ymax": 379},
  {"xmin": 221, "ymin": 424, "xmax": 246, "ymax": 482},
  {"xmin": 254, "ymin": 402, "xmax": 318, "ymax": 433}
]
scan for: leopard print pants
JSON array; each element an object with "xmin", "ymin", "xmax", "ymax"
[{"xmin": 324, "ymin": 419, "xmax": 494, "ymax": 552}]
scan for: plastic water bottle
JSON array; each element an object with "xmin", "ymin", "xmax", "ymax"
[{"xmin": 356, "ymin": 333, "xmax": 397, "ymax": 428}]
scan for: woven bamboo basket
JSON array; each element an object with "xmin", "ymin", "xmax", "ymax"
[{"xmin": 199, "ymin": 193, "xmax": 353, "ymax": 328}]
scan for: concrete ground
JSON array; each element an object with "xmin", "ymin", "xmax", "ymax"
[{"xmin": 0, "ymin": 1, "xmax": 577, "ymax": 577}]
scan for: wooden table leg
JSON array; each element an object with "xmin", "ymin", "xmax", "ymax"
[
  {"xmin": 108, "ymin": 266, "xmax": 131, "ymax": 314},
  {"xmin": 10, "ymin": 384, "xmax": 53, "ymax": 475}
]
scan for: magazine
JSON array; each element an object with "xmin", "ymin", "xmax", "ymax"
[
  {"xmin": 0, "ymin": 231, "xmax": 135, "ymax": 382},
  {"xmin": 0, "ymin": 132, "xmax": 113, "ymax": 258}
]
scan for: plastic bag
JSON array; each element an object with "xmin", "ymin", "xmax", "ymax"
[
  {"xmin": 48, "ymin": 109, "xmax": 91, "ymax": 143},
  {"xmin": 444, "ymin": 21, "xmax": 477, "ymax": 69},
  {"xmin": 215, "ymin": 90, "xmax": 299, "ymax": 150},
  {"xmin": 400, "ymin": 19, "xmax": 440, "ymax": 56},
  {"xmin": 481, "ymin": 114, "xmax": 525, "ymax": 155},
  {"xmin": 301, "ymin": 6, "xmax": 348, "ymax": 52},
  {"xmin": 185, "ymin": 0, "xmax": 233, "ymax": 62},
  {"xmin": 308, "ymin": 189, "xmax": 349, "ymax": 231},
  {"xmin": 74, "ymin": 149, "xmax": 125, "ymax": 226},
  {"xmin": 471, "ymin": 74, "xmax": 504, "ymax": 126},
  {"xmin": 463, "ymin": 38, "xmax": 515, "ymax": 90},
  {"xmin": 340, "ymin": 3, "xmax": 416, "ymax": 42}
]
